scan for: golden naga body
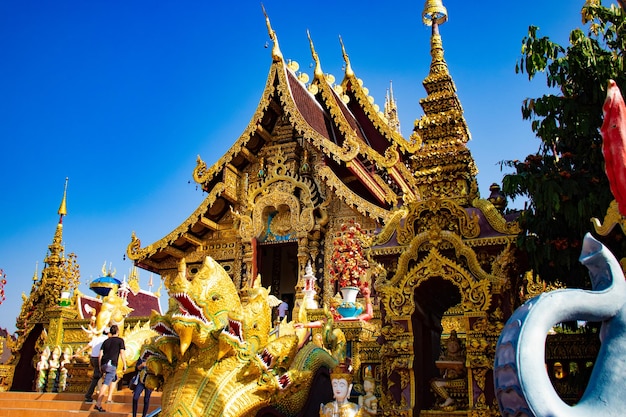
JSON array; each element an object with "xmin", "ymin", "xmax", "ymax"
[{"xmin": 141, "ymin": 256, "xmax": 338, "ymax": 417}]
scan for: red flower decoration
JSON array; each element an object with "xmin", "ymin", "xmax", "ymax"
[{"xmin": 328, "ymin": 221, "xmax": 370, "ymax": 290}]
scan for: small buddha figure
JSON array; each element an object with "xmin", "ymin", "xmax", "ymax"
[
  {"xmin": 47, "ymin": 346, "xmax": 61, "ymax": 392},
  {"xmin": 320, "ymin": 362, "xmax": 363, "ymax": 417},
  {"xmin": 431, "ymin": 330, "xmax": 466, "ymax": 410},
  {"xmin": 358, "ymin": 366, "xmax": 377, "ymax": 415},
  {"xmin": 58, "ymin": 346, "xmax": 72, "ymax": 391},
  {"xmin": 35, "ymin": 346, "xmax": 51, "ymax": 392}
]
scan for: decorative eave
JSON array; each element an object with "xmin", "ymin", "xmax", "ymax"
[
  {"xmin": 303, "ymin": 33, "xmax": 403, "ymax": 206},
  {"xmin": 318, "ymin": 164, "xmax": 391, "ymax": 223},
  {"xmin": 339, "ymin": 41, "xmax": 419, "ymax": 156},
  {"xmin": 336, "ymin": 40, "xmax": 421, "ymax": 202},
  {"xmin": 126, "ymin": 181, "xmax": 227, "ymax": 267}
]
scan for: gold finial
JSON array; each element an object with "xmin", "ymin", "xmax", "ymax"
[
  {"xmin": 307, "ymin": 30, "xmax": 324, "ymax": 79},
  {"xmin": 422, "ymin": 0, "xmax": 448, "ymax": 27},
  {"xmin": 339, "ymin": 35, "xmax": 354, "ymax": 78},
  {"xmin": 384, "ymin": 81, "xmax": 402, "ymax": 134},
  {"xmin": 261, "ymin": 4, "xmax": 283, "ymax": 62},
  {"xmin": 128, "ymin": 266, "xmax": 140, "ymax": 294},
  {"xmin": 57, "ymin": 177, "xmax": 68, "ymax": 220},
  {"xmin": 148, "ymin": 273, "xmax": 154, "ymax": 292}
]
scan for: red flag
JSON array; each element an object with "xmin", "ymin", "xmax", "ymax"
[{"xmin": 601, "ymin": 80, "xmax": 626, "ymax": 216}]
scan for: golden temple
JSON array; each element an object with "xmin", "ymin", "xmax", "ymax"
[{"xmin": 1, "ymin": 1, "xmax": 569, "ymax": 416}]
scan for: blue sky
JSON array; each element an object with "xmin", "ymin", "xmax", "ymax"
[{"xmin": 0, "ymin": 1, "xmax": 587, "ymax": 333}]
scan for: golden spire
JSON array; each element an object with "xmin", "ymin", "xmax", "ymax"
[
  {"xmin": 58, "ymin": 177, "xmax": 68, "ymax": 222},
  {"xmin": 410, "ymin": 0, "xmax": 479, "ymax": 205},
  {"xmin": 307, "ymin": 30, "xmax": 324, "ymax": 79},
  {"xmin": 384, "ymin": 81, "xmax": 401, "ymax": 134},
  {"xmin": 262, "ymin": 4, "xmax": 283, "ymax": 62},
  {"xmin": 339, "ymin": 36, "xmax": 354, "ymax": 78},
  {"xmin": 422, "ymin": 0, "xmax": 449, "ymax": 77},
  {"xmin": 15, "ymin": 179, "xmax": 81, "ymax": 340}
]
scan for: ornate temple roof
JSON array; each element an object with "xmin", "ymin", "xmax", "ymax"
[{"xmin": 126, "ymin": 3, "xmax": 509, "ymax": 272}]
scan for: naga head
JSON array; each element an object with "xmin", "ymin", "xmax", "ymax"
[
  {"xmin": 255, "ymin": 334, "xmax": 299, "ymax": 374},
  {"xmin": 167, "ymin": 257, "xmax": 242, "ymax": 354},
  {"xmin": 219, "ymin": 280, "xmax": 273, "ymax": 359}
]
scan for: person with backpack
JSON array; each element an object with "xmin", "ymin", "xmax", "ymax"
[{"xmin": 131, "ymin": 355, "xmax": 153, "ymax": 417}]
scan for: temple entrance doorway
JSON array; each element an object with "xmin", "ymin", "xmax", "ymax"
[
  {"xmin": 411, "ymin": 276, "xmax": 462, "ymax": 414},
  {"xmin": 10, "ymin": 323, "xmax": 42, "ymax": 391},
  {"xmin": 258, "ymin": 241, "xmax": 298, "ymax": 322}
]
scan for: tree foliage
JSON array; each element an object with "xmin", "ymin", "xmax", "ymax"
[{"xmin": 502, "ymin": 3, "xmax": 626, "ymax": 287}]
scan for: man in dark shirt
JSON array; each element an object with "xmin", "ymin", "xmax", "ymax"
[{"xmin": 94, "ymin": 324, "xmax": 127, "ymax": 412}]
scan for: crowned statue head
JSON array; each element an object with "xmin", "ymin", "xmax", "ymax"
[{"xmin": 330, "ymin": 361, "xmax": 354, "ymax": 404}]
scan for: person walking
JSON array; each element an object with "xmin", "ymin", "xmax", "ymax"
[
  {"xmin": 94, "ymin": 324, "xmax": 126, "ymax": 413},
  {"xmin": 277, "ymin": 296, "xmax": 289, "ymax": 321},
  {"xmin": 132, "ymin": 356, "xmax": 153, "ymax": 417},
  {"xmin": 74, "ymin": 329, "xmax": 109, "ymax": 403}
]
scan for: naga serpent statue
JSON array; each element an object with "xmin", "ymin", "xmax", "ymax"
[
  {"xmin": 494, "ymin": 233, "xmax": 626, "ymax": 417},
  {"xmin": 141, "ymin": 256, "xmax": 338, "ymax": 417}
]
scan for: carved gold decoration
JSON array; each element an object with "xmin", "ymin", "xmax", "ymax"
[
  {"xmin": 591, "ymin": 199, "xmax": 626, "ymax": 236},
  {"xmin": 472, "ymin": 198, "xmax": 522, "ymax": 235},
  {"xmin": 519, "ymin": 270, "xmax": 565, "ymax": 303},
  {"xmin": 0, "ymin": 364, "xmax": 15, "ymax": 392},
  {"xmin": 396, "ymin": 199, "xmax": 480, "ymax": 245},
  {"xmin": 373, "ymin": 206, "xmax": 408, "ymax": 246},
  {"xmin": 127, "ymin": 182, "xmax": 226, "ymax": 261},
  {"xmin": 378, "ymin": 244, "xmax": 491, "ymax": 316},
  {"xmin": 441, "ymin": 315, "xmax": 464, "ymax": 335}
]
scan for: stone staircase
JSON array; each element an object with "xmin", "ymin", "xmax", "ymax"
[{"xmin": 0, "ymin": 389, "xmax": 161, "ymax": 417}]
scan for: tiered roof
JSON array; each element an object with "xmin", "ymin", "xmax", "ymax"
[{"xmin": 127, "ymin": 3, "xmax": 486, "ymax": 271}]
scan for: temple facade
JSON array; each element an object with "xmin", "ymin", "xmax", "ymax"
[{"xmin": 124, "ymin": 2, "xmax": 523, "ymax": 416}]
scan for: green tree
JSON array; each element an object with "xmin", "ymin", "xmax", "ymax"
[{"xmin": 502, "ymin": 2, "xmax": 626, "ymax": 287}]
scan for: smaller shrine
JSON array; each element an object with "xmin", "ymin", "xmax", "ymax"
[{"xmin": 0, "ymin": 180, "xmax": 162, "ymax": 394}]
